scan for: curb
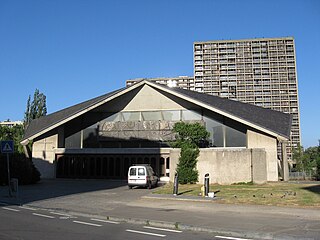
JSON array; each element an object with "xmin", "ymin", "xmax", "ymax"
[{"xmin": 142, "ymin": 194, "xmax": 218, "ymax": 202}]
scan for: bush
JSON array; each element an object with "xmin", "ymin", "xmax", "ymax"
[
  {"xmin": 172, "ymin": 122, "xmax": 209, "ymax": 184},
  {"xmin": 176, "ymin": 144, "xmax": 199, "ymax": 184},
  {"xmin": 0, "ymin": 153, "xmax": 40, "ymax": 185},
  {"xmin": 315, "ymin": 157, "xmax": 320, "ymax": 181}
]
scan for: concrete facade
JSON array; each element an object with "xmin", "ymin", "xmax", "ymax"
[
  {"xmin": 32, "ymin": 133, "xmax": 58, "ymax": 178},
  {"xmin": 247, "ymin": 130, "xmax": 278, "ymax": 181},
  {"xmin": 123, "ymin": 84, "xmax": 184, "ymax": 111},
  {"xmin": 170, "ymin": 148, "xmax": 267, "ymax": 185}
]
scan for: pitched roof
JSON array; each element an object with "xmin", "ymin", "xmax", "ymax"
[
  {"xmin": 22, "ymin": 81, "xmax": 292, "ymax": 142},
  {"xmin": 156, "ymin": 83, "xmax": 292, "ymax": 139},
  {"xmin": 22, "ymin": 88, "xmax": 125, "ymax": 142}
]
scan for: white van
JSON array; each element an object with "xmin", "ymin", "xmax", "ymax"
[{"xmin": 128, "ymin": 164, "xmax": 158, "ymax": 189}]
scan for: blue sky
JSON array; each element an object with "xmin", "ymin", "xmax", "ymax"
[{"xmin": 0, "ymin": 0, "xmax": 319, "ymax": 147}]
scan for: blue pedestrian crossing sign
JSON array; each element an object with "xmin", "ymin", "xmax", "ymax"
[{"xmin": 1, "ymin": 140, "xmax": 14, "ymax": 154}]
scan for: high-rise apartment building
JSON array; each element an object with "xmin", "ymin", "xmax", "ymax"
[
  {"xmin": 193, "ymin": 37, "xmax": 300, "ymax": 152},
  {"xmin": 126, "ymin": 37, "xmax": 301, "ymax": 158},
  {"xmin": 127, "ymin": 76, "xmax": 195, "ymax": 89}
]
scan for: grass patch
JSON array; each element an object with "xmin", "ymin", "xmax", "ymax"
[{"xmin": 153, "ymin": 182, "xmax": 320, "ymax": 208}]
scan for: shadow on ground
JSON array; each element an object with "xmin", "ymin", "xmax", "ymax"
[
  {"xmin": 302, "ymin": 184, "xmax": 320, "ymax": 195},
  {"xmin": 0, "ymin": 179, "xmax": 128, "ymax": 205}
]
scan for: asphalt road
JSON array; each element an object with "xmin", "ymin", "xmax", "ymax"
[
  {"xmin": 0, "ymin": 204, "xmax": 237, "ymax": 240},
  {"xmin": 1, "ymin": 180, "xmax": 319, "ymax": 239}
]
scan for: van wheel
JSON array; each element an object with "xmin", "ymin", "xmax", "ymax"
[
  {"xmin": 147, "ymin": 181, "xmax": 152, "ymax": 189},
  {"xmin": 128, "ymin": 186, "xmax": 132, "ymax": 189}
]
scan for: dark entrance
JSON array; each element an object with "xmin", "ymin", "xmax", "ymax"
[{"xmin": 56, "ymin": 154, "xmax": 164, "ymax": 179}]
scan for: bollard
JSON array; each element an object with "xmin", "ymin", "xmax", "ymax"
[
  {"xmin": 173, "ymin": 173, "xmax": 179, "ymax": 196},
  {"xmin": 10, "ymin": 178, "xmax": 18, "ymax": 198},
  {"xmin": 204, "ymin": 173, "xmax": 209, "ymax": 197}
]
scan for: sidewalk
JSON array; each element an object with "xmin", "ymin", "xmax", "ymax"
[{"xmin": 1, "ymin": 180, "xmax": 320, "ymax": 240}]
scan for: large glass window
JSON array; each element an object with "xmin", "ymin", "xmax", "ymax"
[
  {"xmin": 122, "ymin": 112, "xmax": 140, "ymax": 121},
  {"xmin": 212, "ymin": 125, "xmax": 224, "ymax": 147},
  {"xmin": 226, "ymin": 127, "xmax": 246, "ymax": 147},
  {"xmin": 182, "ymin": 110, "xmax": 202, "ymax": 121},
  {"xmin": 162, "ymin": 110, "xmax": 181, "ymax": 121},
  {"xmin": 142, "ymin": 111, "xmax": 162, "ymax": 121},
  {"xmin": 204, "ymin": 111, "xmax": 246, "ymax": 147},
  {"xmin": 65, "ymin": 131, "xmax": 81, "ymax": 149},
  {"xmin": 64, "ymin": 109, "xmax": 247, "ymax": 149},
  {"xmin": 104, "ymin": 113, "xmax": 122, "ymax": 122},
  {"xmin": 83, "ymin": 123, "xmax": 99, "ymax": 148}
]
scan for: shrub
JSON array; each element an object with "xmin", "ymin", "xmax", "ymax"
[
  {"xmin": 176, "ymin": 143, "xmax": 199, "ymax": 184},
  {"xmin": 172, "ymin": 122, "xmax": 209, "ymax": 184},
  {"xmin": 0, "ymin": 153, "xmax": 40, "ymax": 185}
]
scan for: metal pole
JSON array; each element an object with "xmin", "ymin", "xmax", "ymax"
[
  {"xmin": 204, "ymin": 173, "xmax": 209, "ymax": 197},
  {"xmin": 173, "ymin": 173, "xmax": 178, "ymax": 196},
  {"xmin": 7, "ymin": 153, "xmax": 12, "ymax": 197}
]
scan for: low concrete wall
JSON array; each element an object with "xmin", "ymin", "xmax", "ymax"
[
  {"xmin": 247, "ymin": 130, "xmax": 278, "ymax": 181},
  {"xmin": 170, "ymin": 148, "xmax": 267, "ymax": 185},
  {"xmin": 251, "ymin": 149, "xmax": 267, "ymax": 184}
]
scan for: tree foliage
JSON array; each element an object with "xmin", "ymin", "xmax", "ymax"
[
  {"xmin": 0, "ymin": 125, "xmax": 24, "ymax": 154},
  {"xmin": 292, "ymin": 144, "xmax": 305, "ymax": 172},
  {"xmin": 0, "ymin": 89, "xmax": 47, "ymax": 185},
  {"xmin": 172, "ymin": 122, "xmax": 210, "ymax": 184},
  {"xmin": 292, "ymin": 143, "xmax": 320, "ymax": 180},
  {"xmin": 0, "ymin": 125, "xmax": 41, "ymax": 184},
  {"xmin": 0, "ymin": 153, "xmax": 40, "ymax": 185},
  {"xmin": 24, "ymin": 89, "xmax": 47, "ymax": 128},
  {"xmin": 172, "ymin": 122, "xmax": 210, "ymax": 149}
]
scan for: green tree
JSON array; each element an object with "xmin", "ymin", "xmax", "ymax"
[
  {"xmin": 292, "ymin": 144, "xmax": 304, "ymax": 172},
  {"xmin": 292, "ymin": 142, "xmax": 320, "ymax": 179},
  {"xmin": 0, "ymin": 124, "xmax": 41, "ymax": 184},
  {"xmin": 172, "ymin": 122, "xmax": 210, "ymax": 184},
  {"xmin": 24, "ymin": 89, "xmax": 47, "ymax": 128},
  {"xmin": 0, "ymin": 125, "xmax": 24, "ymax": 153}
]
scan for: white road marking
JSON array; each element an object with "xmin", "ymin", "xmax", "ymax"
[
  {"xmin": 73, "ymin": 220, "xmax": 102, "ymax": 227},
  {"xmin": 19, "ymin": 206, "xmax": 37, "ymax": 211},
  {"xmin": 32, "ymin": 213, "xmax": 55, "ymax": 219},
  {"xmin": 50, "ymin": 212, "xmax": 72, "ymax": 217},
  {"xmin": 2, "ymin": 207, "xmax": 20, "ymax": 212},
  {"xmin": 143, "ymin": 226, "xmax": 182, "ymax": 233},
  {"xmin": 126, "ymin": 229, "xmax": 166, "ymax": 238},
  {"xmin": 90, "ymin": 218, "xmax": 120, "ymax": 224},
  {"xmin": 215, "ymin": 236, "xmax": 253, "ymax": 240}
]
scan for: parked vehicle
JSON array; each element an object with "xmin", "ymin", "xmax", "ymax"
[{"xmin": 128, "ymin": 164, "xmax": 158, "ymax": 189}]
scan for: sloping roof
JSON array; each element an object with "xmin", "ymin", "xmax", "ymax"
[
  {"xmin": 22, "ymin": 81, "xmax": 292, "ymax": 142},
  {"xmin": 155, "ymin": 83, "xmax": 292, "ymax": 139},
  {"xmin": 22, "ymin": 88, "xmax": 125, "ymax": 141}
]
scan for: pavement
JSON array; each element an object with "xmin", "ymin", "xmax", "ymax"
[{"xmin": 1, "ymin": 179, "xmax": 320, "ymax": 240}]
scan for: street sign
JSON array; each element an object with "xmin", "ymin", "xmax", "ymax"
[{"xmin": 1, "ymin": 140, "xmax": 14, "ymax": 154}]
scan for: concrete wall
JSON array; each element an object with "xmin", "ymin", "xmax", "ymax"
[
  {"xmin": 169, "ymin": 148, "xmax": 267, "ymax": 185},
  {"xmin": 169, "ymin": 149, "xmax": 180, "ymax": 182},
  {"xmin": 247, "ymin": 130, "xmax": 278, "ymax": 181},
  {"xmin": 197, "ymin": 148, "xmax": 252, "ymax": 184},
  {"xmin": 251, "ymin": 149, "xmax": 267, "ymax": 184},
  {"xmin": 123, "ymin": 85, "xmax": 185, "ymax": 111},
  {"xmin": 32, "ymin": 134, "xmax": 58, "ymax": 178}
]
